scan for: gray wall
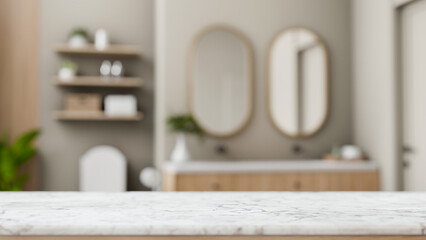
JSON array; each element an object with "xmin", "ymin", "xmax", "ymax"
[
  {"xmin": 156, "ymin": 0, "xmax": 352, "ymax": 166},
  {"xmin": 40, "ymin": 0, "xmax": 154, "ymax": 190}
]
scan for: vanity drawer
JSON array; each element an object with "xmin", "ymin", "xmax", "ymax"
[{"xmin": 162, "ymin": 171, "xmax": 380, "ymax": 191}]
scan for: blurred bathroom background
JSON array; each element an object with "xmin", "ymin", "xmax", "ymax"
[{"xmin": 0, "ymin": 0, "xmax": 423, "ymax": 192}]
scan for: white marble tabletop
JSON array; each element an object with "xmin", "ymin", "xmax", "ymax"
[{"xmin": 0, "ymin": 192, "xmax": 425, "ymax": 236}]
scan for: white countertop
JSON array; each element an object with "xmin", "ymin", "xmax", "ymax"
[
  {"xmin": 162, "ymin": 160, "xmax": 378, "ymax": 173},
  {"xmin": 0, "ymin": 192, "xmax": 425, "ymax": 236}
]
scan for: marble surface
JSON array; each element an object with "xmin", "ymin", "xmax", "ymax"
[
  {"xmin": 0, "ymin": 192, "xmax": 425, "ymax": 236},
  {"xmin": 163, "ymin": 160, "xmax": 378, "ymax": 173}
]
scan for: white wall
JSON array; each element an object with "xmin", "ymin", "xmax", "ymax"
[
  {"xmin": 352, "ymin": 0, "xmax": 399, "ymax": 190},
  {"xmin": 156, "ymin": 0, "xmax": 352, "ymax": 167}
]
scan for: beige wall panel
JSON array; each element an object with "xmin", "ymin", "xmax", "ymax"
[{"xmin": 0, "ymin": 0, "xmax": 40, "ymax": 190}]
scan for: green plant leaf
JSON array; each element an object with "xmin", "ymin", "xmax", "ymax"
[
  {"xmin": 0, "ymin": 149, "xmax": 16, "ymax": 182},
  {"xmin": 14, "ymin": 147, "xmax": 36, "ymax": 167},
  {"xmin": 61, "ymin": 60, "xmax": 78, "ymax": 72},
  {"xmin": 0, "ymin": 133, "xmax": 9, "ymax": 147},
  {"xmin": 12, "ymin": 174, "xmax": 29, "ymax": 191},
  {"xmin": 13, "ymin": 129, "xmax": 39, "ymax": 149},
  {"xmin": 69, "ymin": 28, "xmax": 89, "ymax": 40},
  {"xmin": 0, "ymin": 129, "xmax": 39, "ymax": 191},
  {"xmin": 167, "ymin": 114, "xmax": 204, "ymax": 137}
]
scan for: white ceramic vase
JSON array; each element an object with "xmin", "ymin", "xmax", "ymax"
[
  {"xmin": 68, "ymin": 35, "xmax": 88, "ymax": 48},
  {"xmin": 95, "ymin": 28, "xmax": 109, "ymax": 50},
  {"xmin": 171, "ymin": 133, "xmax": 191, "ymax": 163},
  {"xmin": 58, "ymin": 68, "xmax": 75, "ymax": 81}
]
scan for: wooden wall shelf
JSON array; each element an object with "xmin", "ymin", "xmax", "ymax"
[
  {"xmin": 54, "ymin": 76, "xmax": 143, "ymax": 88},
  {"xmin": 54, "ymin": 44, "xmax": 141, "ymax": 57},
  {"xmin": 54, "ymin": 111, "xmax": 143, "ymax": 121}
]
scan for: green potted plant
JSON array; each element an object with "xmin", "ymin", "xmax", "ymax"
[
  {"xmin": 68, "ymin": 28, "xmax": 89, "ymax": 48},
  {"xmin": 167, "ymin": 115, "xmax": 203, "ymax": 163},
  {"xmin": 0, "ymin": 129, "xmax": 40, "ymax": 191}
]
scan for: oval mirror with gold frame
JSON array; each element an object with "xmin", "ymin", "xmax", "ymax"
[
  {"xmin": 188, "ymin": 25, "xmax": 254, "ymax": 138},
  {"xmin": 267, "ymin": 27, "xmax": 329, "ymax": 139}
]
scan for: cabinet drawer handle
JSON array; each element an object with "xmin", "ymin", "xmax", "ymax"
[
  {"xmin": 211, "ymin": 183, "xmax": 220, "ymax": 191},
  {"xmin": 293, "ymin": 181, "xmax": 301, "ymax": 190}
]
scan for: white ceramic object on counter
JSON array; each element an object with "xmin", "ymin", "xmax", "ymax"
[
  {"xmin": 80, "ymin": 145, "xmax": 127, "ymax": 192},
  {"xmin": 104, "ymin": 95, "xmax": 137, "ymax": 116},
  {"xmin": 170, "ymin": 133, "xmax": 191, "ymax": 163},
  {"xmin": 95, "ymin": 28, "xmax": 109, "ymax": 50},
  {"xmin": 341, "ymin": 145, "xmax": 363, "ymax": 160}
]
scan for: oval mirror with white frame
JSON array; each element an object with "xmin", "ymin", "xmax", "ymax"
[
  {"xmin": 188, "ymin": 26, "xmax": 254, "ymax": 138},
  {"xmin": 268, "ymin": 27, "xmax": 329, "ymax": 138}
]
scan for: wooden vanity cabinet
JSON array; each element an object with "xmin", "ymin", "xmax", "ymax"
[{"xmin": 162, "ymin": 171, "xmax": 380, "ymax": 191}]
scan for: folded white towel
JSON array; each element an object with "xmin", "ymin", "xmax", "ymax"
[{"xmin": 104, "ymin": 95, "xmax": 137, "ymax": 116}]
